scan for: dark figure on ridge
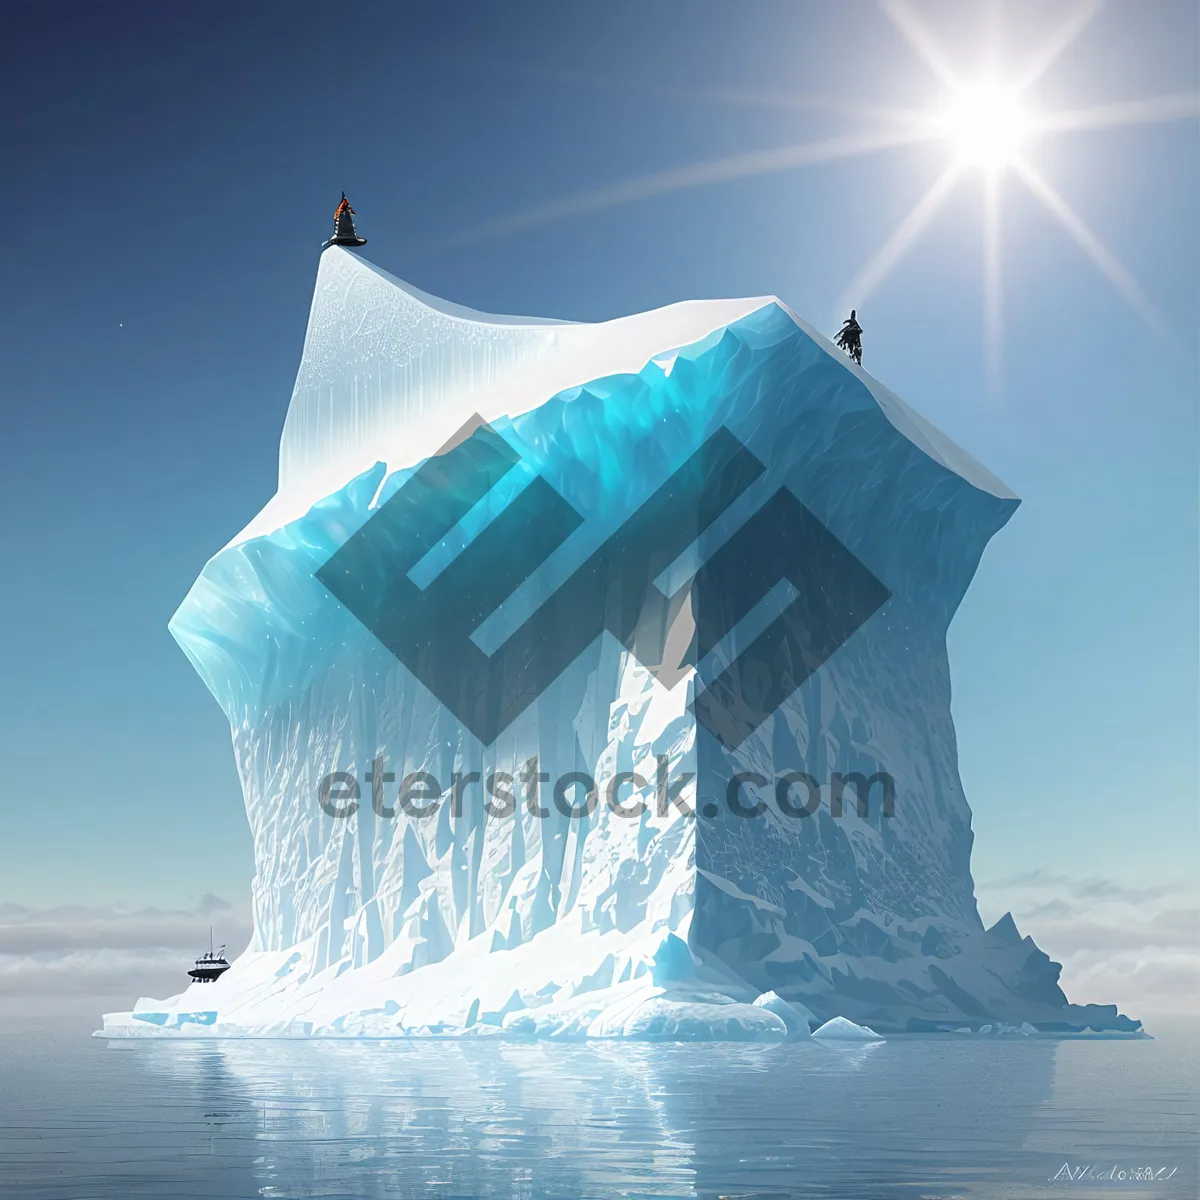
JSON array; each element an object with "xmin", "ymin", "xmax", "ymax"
[
  {"xmin": 323, "ymin": 191, "xmax": 367, "ymax": 250},
  {"xmin": 835, "ymin": 309, "xmax": 863, "ymax": 366}
]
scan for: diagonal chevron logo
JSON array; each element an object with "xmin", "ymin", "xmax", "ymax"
[{"xmin": 316, "ymin": 416, "xmax": 889, "ymax": 749}]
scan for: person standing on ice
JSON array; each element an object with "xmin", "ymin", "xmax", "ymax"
[
  {"xmin": 323, "ymin": 192, "xmax": 368, "ymax": 250},
  {"xmin": 333, "ymin": 193, "xmax": 356, "ymax": 240},
  {"xmin": 835, "ymin": 309, "xmax": 863, "ymax": 365}
]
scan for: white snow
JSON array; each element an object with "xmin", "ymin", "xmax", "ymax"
[
  {"xmin": 811, "ymin": 1016, "xmax": 884, "ymax": 1042},
  {"xmin": 240, "ymin": 249, "xmax": 1012, "ymax": 548},
  {"xmin": 100, "ymin": 253, "xmax": 1136, "ymax": 1041},
  {"xmin": 752, "ymin": 991, "xmax": 814, "ymax": 1039}
]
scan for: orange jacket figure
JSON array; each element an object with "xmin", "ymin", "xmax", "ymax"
[{"xmin": 324, "ymin": 192, "xmax": 366, "ymax": 248}]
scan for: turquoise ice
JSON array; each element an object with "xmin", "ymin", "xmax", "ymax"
[{"xmin": 101, "ymin": 249, "xmax": 1139, "ymax": 1038}]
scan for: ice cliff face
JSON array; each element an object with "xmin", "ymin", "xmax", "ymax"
[{"xmin": 102, "ymin": 248, "xmax": 1138, "ymax": 1038}]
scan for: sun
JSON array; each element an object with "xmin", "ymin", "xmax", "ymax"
[
  {"xmin": 825, "ymin": 0, "xmax": 1191, "ymax": 387},
  {"xmin": 444, "ymin": 0, "xmax": 1196, "ymax": 387},
  {"xmin": 945, "ymin": 84, "xmax": 1030, "ymax": 171}
]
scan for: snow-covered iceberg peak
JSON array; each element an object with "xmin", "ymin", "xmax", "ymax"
[
  {"xmin": 248, "ymin": 248, "xmax": 783, "ymax": 544},
  {"xmin": 247, "ymin": 248, "xmax": 1012, "ymax": 545},
  {"xmin": 101, "ymin": 252, "xmax": 1140, "ymax": 1040}
]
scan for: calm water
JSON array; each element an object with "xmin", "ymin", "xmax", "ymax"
[{"xmin": 0, "ymin": 1022, "xmax": 1194, "ymax": 1199}]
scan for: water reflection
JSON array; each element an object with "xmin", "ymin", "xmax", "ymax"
[{"xmin": 122, "ymin": 1036, "xmax": 1062, "ymax": 1198}]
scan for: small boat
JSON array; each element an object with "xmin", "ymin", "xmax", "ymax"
[{"xmin": 188, "ymin": 928, "xmax": 231, "ymax": 984}]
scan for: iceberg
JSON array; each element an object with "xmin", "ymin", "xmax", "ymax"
[
  {"xmin": 99, "ymin": 247, "xmax": 1140, "ymax": 1039},
  {"xmin": 752, "ymin": 990, "xmax": 814, "ymax": 1038},
  {"xmin": 812, "ymin": 1016, "xmax": 884, "ymax": 1042}
]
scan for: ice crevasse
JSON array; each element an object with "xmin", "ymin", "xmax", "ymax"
[{"xmin": 99, "ymin": 248, "xmax": 1140, "ymax": 1040}]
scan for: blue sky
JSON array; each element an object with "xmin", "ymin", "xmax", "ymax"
[{"xmin": 0, "ymin": 0, "xmax": 1195, "ymax": 1012}]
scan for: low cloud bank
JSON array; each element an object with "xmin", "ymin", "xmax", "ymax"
[
  {"xmin": 3, "ymin": 873, "xmax": 1193, "ymax": 1022},
  {"xmin": 0, "ymin": 897, "xmax": 251, "ymax": 1015},
  {"xmin": 976, "ymin": 870, "xmax": 1198, "ymax": 1018}
]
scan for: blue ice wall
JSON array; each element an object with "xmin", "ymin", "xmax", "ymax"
[{"xmin": 168, "ymin": 289, "xmax": 1137, "ymax": 1033}]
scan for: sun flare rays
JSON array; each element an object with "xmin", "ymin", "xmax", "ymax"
[
  {"xmin": 425, "ymin": 1, "xmax": 1194, "ymax": 388},
  {"xmin": 1010, "ymin": 0, "xmax": 1105, "ymax": 92},
  {"xmin": 836, "ymin": 164, "xmax": 963, "ymax": 321},
  {"xmin": 831, "ymin": 0, "xmax": 1193, "ymax": 391},
  {"xmin": 422, "ymin": 126, "xmax": 936, "ymax": 254},
  {"xmin": 983, "ymin": 170, "xmax": 1003, "ymax": 394},
  {"xmin": 879, "ymin": 0, "xmax": 961, "ymax": 89},
  {"xmin": 1011, "ymin": 159, "xmax": 1163, "ymax": 331}
]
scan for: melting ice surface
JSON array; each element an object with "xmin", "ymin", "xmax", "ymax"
[{"xmin": 100, "ymin": 249, "xmax": 1139, "ymax": 1039}]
